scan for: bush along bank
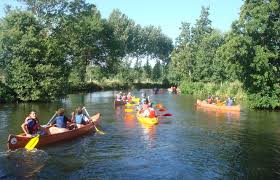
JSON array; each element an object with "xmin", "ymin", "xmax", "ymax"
[{"xmin": 178, "ymin": 80, "xmax": 247, "ymax": 106}]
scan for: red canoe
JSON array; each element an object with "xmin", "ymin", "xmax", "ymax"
[
  {"xmin": 196, "ymin": 99, "xmax": 241, "ymax": 112},
  {"xmin": 7, "ymin": 113, "xmax": 100, "ymax": 150}
]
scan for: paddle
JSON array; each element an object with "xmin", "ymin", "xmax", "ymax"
[
  {"xmin": 83, "ymin": 107, "xmax": 105, "ymax": 135},
  {"xmin": 157, "ymin": 113, "xmax": 172, "ymax": 117},
  {"xmin": 125, "ymin": 108, "xmax": 133, "ymax": 113},
  {"xmin": 46, "ymin": 113, "xmax": 57, "ymax": 126},
  {"xmin": 125, "ymin": 103, "xmax": 134, "ymax": 107},
  {"xmin": 25, "ymin": 135, "xmax": 39, "ymax": 151}
]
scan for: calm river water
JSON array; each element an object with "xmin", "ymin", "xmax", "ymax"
[{"xmin": 0, "ymin": 90, "xmax": 280, "ymax": 179}]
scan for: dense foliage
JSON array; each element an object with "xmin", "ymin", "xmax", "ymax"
[
  {"xmin": 169, "ymin": 2, "xmax": 280, "ymax": 109},
  {"xmin": 0, "ymin": 0, "xmax": 279, "ymax": 109},
  {"xmin": 0, "ymin": 0, "xmax": 173, "ymax": 102}
]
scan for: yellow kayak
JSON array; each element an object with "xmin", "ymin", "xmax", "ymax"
[
  {"xmin": 132, "ymin": 97, "xmax": 140, "ymax": 103},
  {"xmin": 136, "ymin": 111, "xmax": 158, "ymax": 125}
]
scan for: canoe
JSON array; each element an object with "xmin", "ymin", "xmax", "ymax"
[
  {"xmin": 114, "ymin": 100, "xmax": 126, "ymax": 106},
  {"xmin": 196, "ymin": 99, "xmax": 241, "ymax": 112},
  {"xmin": 7, "ymin": 113, "xmax": 100, "ymax": 150},
  {"xmin": 136, "ymin": 111, "xmax": 158, "ymax": 125}
]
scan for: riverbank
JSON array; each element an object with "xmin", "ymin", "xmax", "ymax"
[
  {"xmin": 178, "ymin": 80, "xmax": 247, "ymax": 105},
  {"xmin": 0, "ymin": 80, "xmax": 168, "ymax": 103}
]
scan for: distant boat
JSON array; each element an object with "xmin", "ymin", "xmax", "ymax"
[
  {"xmin": 114, "ymin": 100, "xmax": 126, "ymax": 106},
  {"xmin": 196, "ymin": 99, "xmax": 240, "ymax": 112}
]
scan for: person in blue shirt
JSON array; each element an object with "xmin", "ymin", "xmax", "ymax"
[
  {"xmin": 226, "ymin": 97, "xmax": 234, "ymax": 106},
  {"xmin": 72, "ymin": 106, "xmax": 90, "ymax": 128},
  {"xmin": 49, "ymin": 108, "xmax": 72, "ymax": 134}
]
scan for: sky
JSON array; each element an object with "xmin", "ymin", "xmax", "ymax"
[{"xmin": 0, "ymin": 0, "xmax": 244, "ymax": 41}]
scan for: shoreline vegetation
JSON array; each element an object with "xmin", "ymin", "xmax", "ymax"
[{"xmin": 0, "ymin": 0, "xmax": 279, "ymax": 109}]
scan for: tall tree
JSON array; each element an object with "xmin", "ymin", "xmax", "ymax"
[
  {"xmin": 219, "ymin": 0, "xmax": 280, "ymax": 108},
  {"xmin": 0, "ymin": 10, "xmax": 69, "ymax": 101}
]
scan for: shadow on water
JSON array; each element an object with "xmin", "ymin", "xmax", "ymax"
[{"xmin": 0, "ymin": 149, "xmax": 49, "ymax": 179}]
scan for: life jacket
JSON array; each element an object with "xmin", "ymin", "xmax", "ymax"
[
  {"xmin": 122, "ymin": 96, "xmax": 127, "ymax": 101},
  {"xmin": 127, "ymin": 95, "xmax": 132, "ymax": 101},
  {"xmin": 227, "ymin": 99, "xmax": 233, "ymax": 106},
  {"xmin": 142, "ymin": 104, "xmax": 149, "ymax": 110},
  {"xmin": 116, "ymin": 95, "xmax": 122, "ymax": 101},
  {"xmin": 149, "ymin": 109, "xmax": 156, "ymax": 118},
  {"xmin": 55, "ymin": 115, "xmax": 68, "ymax": 128},
  {"xmin": 26, "ymin": 118, "xmax": 40, "ymax": 134},
  {"xmin": 75, "ymin": 114, "xmax": 86, "ymax": 125}
]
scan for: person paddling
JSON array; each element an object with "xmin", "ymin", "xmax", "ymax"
[
  {"xmin": 21, "ymin": 111, "xmax": 49, "ymax": 137},
  {"xmin": 49, "ymin": 108, "xmax": 72, "ymax": 134},
  {"xmin": 72, "ymin": 106, "xmax": 89, "ymax": 128}
]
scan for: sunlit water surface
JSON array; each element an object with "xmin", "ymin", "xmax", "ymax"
[{"xmin": 0, "ymin": 90, "xmax": 280, "ymax": 179}]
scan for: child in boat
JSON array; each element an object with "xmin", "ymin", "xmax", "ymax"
[
  {"xmin": 140, "ymin": 100, "xmax": 156, "ymax": 118},
  {"xmin": 207, "ymin": 96, "xmax": 213, "ymax": 104},
  {"xmin": 226, "ymin": 97, "xmax": 234, "ymax": 106},
  {"xmin": 21, "ymin": 111, "xmax": 49, "ymax": 137},
  {"xmin": 116, "ymin": 92, "xmax": 122, "ymax": 101},
  {"xmin": 127, "ymin": 92, "xmax": 132, "ymax": 102},
  {"xmin": 49, "ymin": 108, "xmax": 72, "ymax": 134},
  {"xmin": 72, "ymin": 106, "xmax": 90, "ymax": 128},
  {"xmin": 140, "ymin": 92, "xmax": 147, "ymax": 105},
  {"xmin": 122, "ymin": 93, "xmax": 127, "ymax": 102}
]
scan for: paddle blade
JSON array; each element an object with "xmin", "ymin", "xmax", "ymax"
[
  {"xmin": 125, "ymin": 109, "xmax": 133, "ymax": 112},
  {"xmin": 162, "ymin": 113, "xmax": 172, "ymax": 116},
  {"xmin": 94, "ymin": 125, "xmax": 105, "ymax": 135},
  {"xmin": 25, "ymin": 135, "xmax": 39, "ymax": 150},
  {"xmin": 159, "ymin": 108, "xmax": 166, "ymax": 112},
  {"xmin": 125, "ymin": 103, "xmax": 134, "ymax": 107},
  {"xmin": 155, "ymin": 103, "xmax": 163, "ymax": 108}
]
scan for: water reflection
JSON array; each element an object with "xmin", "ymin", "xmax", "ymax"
[
  {"xmin": 124, "ymin": 114, "xmax": 136, "ymax": 129},
  {"xmin": 139, "ymin": 122, "xmax": 157, "ymax": 149},
  {"xmin": 1, "ymin": 91, "xmax": 280, "ymax": 179},
  {"xmin": 0, "ymin": 149, "xmax": 49, "ymax": 178},
  {"xmin": 196, "ymin": 105, "xmax": 241, "ymax": 122}
]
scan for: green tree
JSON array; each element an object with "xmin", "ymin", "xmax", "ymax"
[
  {"xmin": 0, "ymin": 11, "xmax": 69, "ymax": 101},
  {"xmin": 143, "ymin": 59, "xmax": 152, "ymax": 79},
  {"xmin": 152, "ymin": 60, "xmax": 162, "ymax": 81},
  {"xmin": 219, "ymin": 0, "xmax": 280, "ymax": 108}
]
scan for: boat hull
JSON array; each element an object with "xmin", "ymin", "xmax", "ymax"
[
  {"xmin": 7, "ymin": 113, "xmax": 100, "ymax": 150},
  {"xmin": 196, "ymin": 99, "xmax": 240, "ymax": 112},
  {"xmin": 136, "ymin": 111, "xmax": 158, "ymax": 125}
]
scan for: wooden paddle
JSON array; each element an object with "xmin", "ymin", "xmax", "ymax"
[{"xmin": 83, "ymin": 107, "xmax": 105, "ymax": 135}]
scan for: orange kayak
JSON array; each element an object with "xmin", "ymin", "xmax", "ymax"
[{"xmin": 196, "ymin": 99, "xmax": 240, "ymax": 112}]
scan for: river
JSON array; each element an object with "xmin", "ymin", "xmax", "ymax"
[{"xmin": 0, "ymin": 90, "xmax": 280, "ymax": 179}]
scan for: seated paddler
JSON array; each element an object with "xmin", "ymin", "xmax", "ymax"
[
  {"xmin": 21, "ymin": 111, "xmax": 49, "ymax": 137},
  {"xmin": 71, "ymin": 106, "xmax": 90, "ymax": 128},
  {"xmin": 49, "ymin": 108, "xmax": 72, "ymax": 134}
]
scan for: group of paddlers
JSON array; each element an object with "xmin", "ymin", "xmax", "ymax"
[
  {"xmin": 115, "ymin": 92, "xmax": 133, "ymax": 102},
  {"xmin": 21, "ymin": 107, "xmax": 97, "ymax": 137},
  {"xmin": 115, "ymin": 92, "xmax": 157, "ymax": 118},
  {"xmin": 205, "ymin": 96, "xmax": 234, "ymax": 106}
]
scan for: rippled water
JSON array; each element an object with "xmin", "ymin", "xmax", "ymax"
[{"xmin": 0, "ymin": 90, "xmax": 280, "ymax": 179}]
